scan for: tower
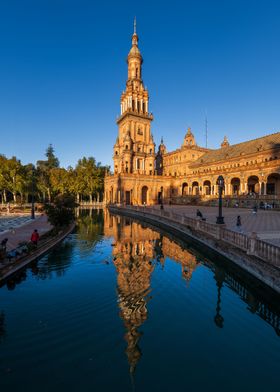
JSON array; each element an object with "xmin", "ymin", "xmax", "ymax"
[
  {"xmin": 113, "ymin": 19, "xmax": 155, "ymax": 175},
  {"xmin": 182, "ymin": 127, "xmax": 196, "ymax": 147}
]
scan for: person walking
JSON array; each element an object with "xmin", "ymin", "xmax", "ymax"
[
  {"xmin": 31, "ymin": 229, "xmax": 39, "ymax": 246},
  {"xmin": 236, "ymin": 215, "xmax": 241, "ymax": 227}
]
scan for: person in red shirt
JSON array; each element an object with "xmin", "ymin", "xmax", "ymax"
[{"xmin": 31, "ymin": 229, "xmax": 39, "ymax": 246}]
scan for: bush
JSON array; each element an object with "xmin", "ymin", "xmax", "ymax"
[{"xmin": 44, "ymin": 194, "xmax": 77, "ymax": 228}]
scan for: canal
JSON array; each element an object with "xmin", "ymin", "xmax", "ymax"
[{"xmin": 0, "ymin": 209, "xmax": 280, "ymax": 391}]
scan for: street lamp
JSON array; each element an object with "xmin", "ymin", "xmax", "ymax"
[
  {"xmin": 31, "ymin": 165, "xmax": 35, "ymax": 219},
  {"xmin": 216, "ymin": 175, "xmax": 224, "ymax": 224}
]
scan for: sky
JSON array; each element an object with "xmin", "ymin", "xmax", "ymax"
[{"xmin": 0, "ymin": 0, "xmax": 280, "ymax": 168}]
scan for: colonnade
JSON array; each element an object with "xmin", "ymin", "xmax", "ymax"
[{"xmin": 181, "ymin": 173, "xmax": 280, "ymax": 197}]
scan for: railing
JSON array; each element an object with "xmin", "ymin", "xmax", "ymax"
[
  {"xmin": 255, "ymin": 239, "xmax": 280, "ymax": 266},
  {"xmin": 109, "ymin": 205, "xmax": 280, "ymax": 269}
]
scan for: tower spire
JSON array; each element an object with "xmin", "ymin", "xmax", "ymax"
[{"xmin": 134, "ymin": 17, "xmax": 137, "ymax": 34}]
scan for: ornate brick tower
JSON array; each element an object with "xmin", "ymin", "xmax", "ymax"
[{"xmin": 113, "ymin": 19, "xmax": 155, "ymax": 176}]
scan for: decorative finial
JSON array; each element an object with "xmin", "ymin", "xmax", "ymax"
[
  {"xmin": 134, "ymin": 17, "xmax": 137, "ymax": 34},
  {"xmin": 161, "ymin": 136, "xmax": 164, "ymax": 144},
  {"xmin": 221, "ymin": 135, "xmax": 230, "ymax": 148}
]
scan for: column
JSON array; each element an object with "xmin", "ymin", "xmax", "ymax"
[
  {"xmin": 224, "ymin": 183, "xmax": 227, "ymax": 196},
  {"xmin": 259, "ymin": 182, "xmax": 262, "ymax": 195},
  {"xmin": 263, "ymin": 181, "xmax": 267, "ymax": 196},
  {"xmin": 140, "ymin": 99, "xmax": 143, "ymax": 112}
]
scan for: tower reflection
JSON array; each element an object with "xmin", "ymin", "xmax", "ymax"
[{"xmin": 104, "ymin": 210, "xmax": 199, "ymax": 373}]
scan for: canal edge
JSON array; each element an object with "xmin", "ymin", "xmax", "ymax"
[
  {"xmin": 0, "ymin": 222, "xmax": 76, "ymax": 284},
  {"xmin": 109, "ymin": 206, "xmax": 280, "ymax": 294}
]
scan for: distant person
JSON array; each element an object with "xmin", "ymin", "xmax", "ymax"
[
  {"xmin": 236, "ymin": 216, "xmax": 241, "ymax": 227},
  {"xmin": 31, "ymin": 229, "xmax": 39, "ymax": 246},
  {"xmin": 252, "ymin": 205, "xmax": 258, "ymax": 214},
  {"xmin": 0, "ymin": 238, "xmax": 8, "ymax": 251},
  {"xmin": 196, "ymin": 209, "xmax": 203, "ymax": 219}
]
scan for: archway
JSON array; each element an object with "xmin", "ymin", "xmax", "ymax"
[
  {"xmin": 192, "ymin": 181, "xmax": 199, "ymax": 196},
  {"xmin": 267, "ymin": 173, "xmax": 280, "ymax": 195},
  {"xmin": 182, "ymin": 182, "xmax": 188, "ymax": 196},
  {"xmin": 231, "ymin": 178, "xmax": 240, "ymax": 195},
  {"xmin": 141, "ymin": 186, "xmax": 148, "ymax": 205},
  {"xmin": 247, "ymin": 176, "xmax": 259, "ymax": 194},
  {"xmin": 203, "ymin": 180, "xmax": 211, "ymax": 195}
]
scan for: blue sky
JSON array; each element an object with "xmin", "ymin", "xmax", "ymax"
[{"xmin": 0, "ymin": 0, "xmax": 280, "ymax": 168}]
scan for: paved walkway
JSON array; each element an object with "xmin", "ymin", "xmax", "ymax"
[
  {"xmin": 0, "ymin": 215, "xmax": 34, "ymax": 233},
  {"xmin": 0, "ymin": 214, "xmax": 52, "ymax": 251},
  {"xmin": 148, "ymin": 205, "xmax": 280, "ymax": 245}
]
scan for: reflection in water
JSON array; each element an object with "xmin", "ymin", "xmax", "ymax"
[
  {"xmin": 1, "ymin": 209, "xmax": 104, "ymax": 290},
  {"xmin": 105, "ymin": 210, "xmax": 200, "ymax": 374},
  {"xmin": 104, "ymin": 210, "xmax": 280, "ymax": 375},
  {"xmin": 0, "ymin": 311, "xmax": 6, "ymax": 343},
  {"xmin": 214, "ymin": 267, "xmax": 225, "ymax": 328},
  {"xmin": 31, "ymin": 241, "xmax": 75, "ymax": 280},
  {"xmin": 0, "ymin": 208, "xmax": 280, "ymax": 391},
  {"xmin": 76, "ymin": 209, "xmax": 104, "ymax": 255}
]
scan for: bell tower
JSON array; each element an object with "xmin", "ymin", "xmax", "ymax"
[{"xmin": 113, "ymin": 19, "xmax": 155, "ymax": 175}]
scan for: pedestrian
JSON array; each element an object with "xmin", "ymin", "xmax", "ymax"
[
  {"xmin": 196, "ymin": 209, "xmax": 203, "ymax": 219},
  {"xmin": 31, "ymin": 229, "xmax": 39, "ymax": 246},
  {"xmin": 0, "ymin": 238, "xmax": 8, "ymax": 251},
  {"xmin": 236, "ymin": 216, "xmax": 241, "ymax": 227}
]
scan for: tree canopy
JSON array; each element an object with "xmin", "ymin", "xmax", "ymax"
[{"xmin": 0, "ymin": 145, "xmax": 109, "ymax": 204}]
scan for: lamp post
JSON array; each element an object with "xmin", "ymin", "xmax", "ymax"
[
  {"xmin": 216, "ymin": 175, "xmax": 224, "ymax": 224},
  {"xmin": 31, "ymin": 165, "xmax": 35, "ymax": 219}
]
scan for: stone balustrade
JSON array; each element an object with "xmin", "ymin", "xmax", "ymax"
[{"xmin": 111, "ymin": 204, "xmax": 280, "ymax": 269}]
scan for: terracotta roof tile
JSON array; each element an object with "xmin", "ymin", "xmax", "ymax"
[{"xmin": 190, "ymin": 132, "xmax": 280, "ymax": 167}]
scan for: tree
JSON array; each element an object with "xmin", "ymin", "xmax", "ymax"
[
  {"xmin": 45, "ymin": 144, "xmax": 60, "ymax": 169},
  {"xmin": 44, "ymin": 194, "xmax": 77, "ymax": 228},
  {"xmin": 37, "ymin": 144, "xmax": 60, "ymax": 201}
]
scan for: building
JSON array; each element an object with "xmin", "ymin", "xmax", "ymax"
[{"xmin": 104, "ymin": 23, "xmax": 280, "ymax": 205}]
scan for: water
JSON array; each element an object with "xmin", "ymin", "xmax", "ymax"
[{"xmin": 0, "ymin": 209, "xmax": 279, "ymax": 392}]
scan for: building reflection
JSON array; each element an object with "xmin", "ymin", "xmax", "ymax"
[
  {"xmin": 0, "ymin": 311, "xmax": 6, "ymax": 343},
  {"xmin": 105, "ymin": 209, "xmax": 280, "ymax": 374},
  {"xmin": 104, "ymin": 210, "xmax": 199, "ymax": 373}
]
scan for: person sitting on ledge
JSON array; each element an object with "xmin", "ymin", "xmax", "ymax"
[{"xmin": 0, "ymin": 238, "xmax": 8, "ymax": 251}]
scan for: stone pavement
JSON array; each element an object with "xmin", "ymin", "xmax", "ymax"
[
  {"xmin": 0, "ymin": 214, "xmax": 52, "ymax": 251},
  {"xmin": 148, "ymin": 205, "xmax": 280, "ymax": 245},
  {"xmin": 0, "ymin": 215, "xmax": 34, "ymax": 233}
]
